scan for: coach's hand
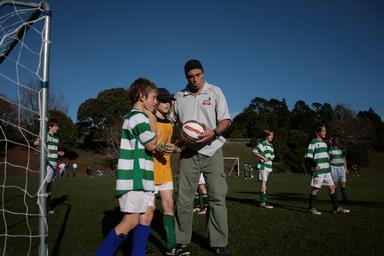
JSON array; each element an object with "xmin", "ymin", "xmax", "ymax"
[{"xmin": 196, "ymin": 128, "xmax": 215, "ymax": 143}]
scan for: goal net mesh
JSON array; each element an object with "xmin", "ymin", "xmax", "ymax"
[{"xmin": 1, "ymin": 1, "xmax": 50, "ymax": 255}]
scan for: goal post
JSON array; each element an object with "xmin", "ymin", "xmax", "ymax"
[
  {"xmin": 0, "ymin": 1, "xmax": 51, "ymax": 256},
  {"xmin": 223, "ymin": 157, "xmax": 240, "ymax": 176}
]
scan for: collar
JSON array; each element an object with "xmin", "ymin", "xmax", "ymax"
[{"xmin": 183, "ymin": 81, "xmax": 209, "ymax": 96}]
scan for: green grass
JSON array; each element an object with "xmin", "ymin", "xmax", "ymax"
[{"xmin": 2, "ymin": 173, "xmax": 384, "ymax": 256}]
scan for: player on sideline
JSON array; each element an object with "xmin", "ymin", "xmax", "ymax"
[
  {"xmin": 329, "ymin": 135, "xmax": 349, "ymax": 202},
  {"xmin": 148, "ymin": 88, "xmax": 182, "ymax": 256},
  {"xmin": 34, "ymin": 118, "xmax": 64, "ymax": 215},
  {"xmin": 95, "ymin": 78, "xmax": 158, "ymax": 256},
  {"xmin": 193, "ymin": 173, "xmax": 209, "ymax": 214},
  {"xmin": 305, "ymin": 123, "xmax": 350, "ymax": 215},
  {"xmin": 252, "ymin": 129, "xmax": 275, "ymax": 209}
]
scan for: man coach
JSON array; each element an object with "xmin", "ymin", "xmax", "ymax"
[{"xmin": 170, "ymin": 59, "xmax": 232, "ymax": 256}]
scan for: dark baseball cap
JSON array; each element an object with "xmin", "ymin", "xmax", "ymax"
[
  {"xmin": 157, "ymin": 88, "xmax": 175, "ymax": 103},
  {"xmin": 184, "ymin": 59, "xmax": 204, "ymax": 75}
]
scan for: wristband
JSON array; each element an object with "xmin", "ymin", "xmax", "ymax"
[{"xmin": 213, "ymin": 129, "xmax": 220, "ymax": 138}]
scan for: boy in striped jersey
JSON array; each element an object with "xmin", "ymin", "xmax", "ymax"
[
  {"xmin": 95, "ymin": 78, "xmax": 158, "ymax": 256},
  {"xmin": 253, "ymin": 129, "xmax": 275, "ymax": 209},
  {"xmin": 329, "ymin": 135, "xmax": 349, "ymax": 202},
  {"xmin": 34, "ymin": 118, "xmax": 64, "ymax": 214},
  {"xmin": 305, "ymin": 123, "xmax": 350, "ymax": 215}
]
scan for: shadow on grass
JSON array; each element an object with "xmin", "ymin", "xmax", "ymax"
[
  {"xmin": 148, "ymin": 208, "xmax": 167, "ymax": 253},
  {"xmin": 99, "ymin": 207, "xmax": 213, "ymax": 255},
  {"xmin": 51, "ymin": 196, "xmax": 71, "ymax": 256},
  {"xmin": 228, "ymin": 191, "xmax": 384, "ymax": 213},
  {"xmin": 100, "ymin": 207, "xmax": 133, "ymax": 256}
]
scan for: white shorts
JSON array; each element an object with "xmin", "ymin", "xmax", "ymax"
[
  {"xmin": 199, "ymin": 173, "xmax": 206, "ymax": 185},
  {"xmin": 119, "ymin": 191, "xmax": 155, "ymax": 213},
  {"xmin": 46, "ymin": 165, "xmax": 55, "ymax": 183},
  {"xmin": 258, "ymin": 170, "xmax": 270, "ymax": 182},
  {"xmin": 310, "ymin": 172, "xmax": 335, "ymax": 188},
  {"xmin": 331, "ymin": 166, "xmax": 347, "ymax": 183},
  {"xmin": 154, "ymin": 182, "xmax": 174, "ymax": 194}
]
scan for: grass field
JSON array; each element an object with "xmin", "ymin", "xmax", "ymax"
[{"xmin": 2, "ymin": 172, "xmax": 384, "ymax": 256}]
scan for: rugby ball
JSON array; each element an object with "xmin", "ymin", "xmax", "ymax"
[{"xmin": 180, "ymin": 120, "xmax": 206, "ymax": 143}]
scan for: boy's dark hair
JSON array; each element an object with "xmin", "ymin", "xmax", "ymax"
[
  {"xmin": 312, "ymin": 122, "xmax": 325, "ymax": 135},
  {"xmin": 48, "ymin": 118, "xmax": 59, "ymax": 128},
  {"xmin": 128, "ymin": 78, "xmax": 157, "ymax": 103},
  {"xmin": 262, "ymin": 129, "xmax": 273, "ymax": 139}
]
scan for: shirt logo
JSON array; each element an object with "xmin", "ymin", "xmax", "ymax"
[{"xmin": 202, "ymin": 97, "xmax": 211, "ymax": 105}]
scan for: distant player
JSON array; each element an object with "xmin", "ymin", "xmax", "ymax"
[
  {"xmin": 193, "ymin": 173, "xmax": 209, "ymax": 215},
  {"xmin": 305, "ymin": 123, "xmax": 350, "ymax": 215},
  {"xmin": 95, "ymin": 78, "xmax": 158, "ymax": 256},
  {"xmin": 329, "ymin": 135, "xmax": 349, "ymax": 202},
  {"xmin": 252, "ymin": 129, "xmax": 275, "ymax": 208},
  {"xmin": 34, "ymin": 118, "xmax": 64, "ymax": 214}
]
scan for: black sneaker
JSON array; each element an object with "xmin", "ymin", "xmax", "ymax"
[
  {"xmin": 213, "ymin": 247, "xmax": 231, "ymax": 256},
  {"xmin": 167, "ymin": 244, "xmax": 191, "ymax": 256},
  {"xmin": 165, "ymin": 247, "xmax": 177, "ymax": 256}
]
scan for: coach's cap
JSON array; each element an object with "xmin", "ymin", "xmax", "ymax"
[
  {"xmin": 184, "ymin": 59, "xmax": 204, "ymax": 75},
  {"xmin": 157, "ymin": 88, "xmax": 175, "ymax": 103}
]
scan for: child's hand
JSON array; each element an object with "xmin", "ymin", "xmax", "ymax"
[
  {"xmin": 58, "ymin": 151, "xmax": 64, "ymax": 156},
  {"xmin": 33, "ymin": 138, "xmax": 40, "ymax": 146},
  {"xmin": 315, "ymin": 165, "xmax": 321, "ymax": 171}
]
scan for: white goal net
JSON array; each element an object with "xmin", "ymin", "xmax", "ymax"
[
  {"xmin": 0, "ymin": 1, "xmax": 51, "ymax": 255},
  {"xmin": 223, "ymin": 157, "xmax": 240, "ymax": 176}
]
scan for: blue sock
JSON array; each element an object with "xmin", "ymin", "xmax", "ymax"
[
  {"xmin": 131, "ymin": 224, "xmax": 151, "ymax": 256},
  {"xmin": 95, "ymin": 228, "xmax": 127, "ymax": 256}
]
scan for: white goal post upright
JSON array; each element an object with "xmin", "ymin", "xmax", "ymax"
[
  {"xmin": 223, "ymin": 157, "xmax": 240, "ymax": 176},
  {"xmin": 0, "ymin": 1, "xmax": 51, "ymax": 255}
]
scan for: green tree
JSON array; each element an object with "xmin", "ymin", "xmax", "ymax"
[
  {"xmin": 358, "ymin": 108, "xmax": 384, "ymax": 151},
  {"xmin": 77, "ymin": 88, "xmax": 131, "ymax": 142},
  {"xmin": 291, "ymin": 100, "xmax": 316, "ymax": 135}
]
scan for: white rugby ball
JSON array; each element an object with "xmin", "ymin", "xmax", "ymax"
[{"xmin": 181, "ymin": 120, "xmax": 206, "ymax": 143}]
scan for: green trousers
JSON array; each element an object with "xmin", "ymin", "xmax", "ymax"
[{"xmin": 175, "ymin": 148, "xmax": 228, "ymax": 247}]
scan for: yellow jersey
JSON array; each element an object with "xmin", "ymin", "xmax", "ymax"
[{"xmin": 153, "ymin": 117, "xmax": 173, "ymax": 185}]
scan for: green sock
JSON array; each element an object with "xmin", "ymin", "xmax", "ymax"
[
  {"xmin": 194, "ymin": 192, "xmax": 201, "ymax": 209},
  {"xmin": 309, "ymin": 194, "xmax": 317, "ymax": 209},
  {"xmin": 260, "ymin": 192, "xmax": 267, "ymax": 204},
  {"xmin": 201, "ymin": 194, "xmax": 209, "ymax": 208},
  {"xmin": 163, "ymin": 214, "xmax": 176, "ymax": 249},
  {"xmin": 341, "ymin": 187, "xmax": 348, "ymax": 201},
  {"xmin": 329, "ymin": 193, "xmax": 340, "ymax": 210}
]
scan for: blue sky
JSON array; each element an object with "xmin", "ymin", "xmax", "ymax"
[{"xmin": 3, "ymin": 0, "xmax": 384, "ymax": 120}]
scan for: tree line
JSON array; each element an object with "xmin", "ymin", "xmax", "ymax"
[{"xmin": 227, "ymin": 97, "xmax": 384, "ymax": 172}]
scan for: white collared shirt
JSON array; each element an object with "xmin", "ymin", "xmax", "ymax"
[{"xmin": 170, "ymin": 81, "xmax": 231, "ymax": 156}]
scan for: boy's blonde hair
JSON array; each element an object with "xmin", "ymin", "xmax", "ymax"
[
  {"xmin": 262, "ymin": 129, "xmax": 273, "ymax": 139},
  {"xmin": 128, "ymin": 78, "xmax": 157, "ymax": 103}
]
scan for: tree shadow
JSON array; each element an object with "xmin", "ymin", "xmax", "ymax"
[
  {"xmin": 100, "ymin": 207, "xmax": 133, "ymax": 256},
  {"xmin": 50, "ymin": 195, "xmax": 69, "ymax": 210},
  {"xmin": 147, "ymin": 208, "xmax": 167, "ymax": 253},
  {"xmin": 51, "ymin": 196, "xmax": 71, "ymax": 256},
  {"xmin": 150, "ymin": 207, "xmax": 213, "ymax": 255}
]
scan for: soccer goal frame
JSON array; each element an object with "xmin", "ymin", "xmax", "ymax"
[
  {"xmin": 223, "ymin": 157, "xmax": 240, "ymax": 176},
  {"xmin": 0, "ymin": 1, "xmax": 51, "ymax": 255}
]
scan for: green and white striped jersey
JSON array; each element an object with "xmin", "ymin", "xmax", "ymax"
[
  {"xmin": 329, "ymin": 146, "xmax": 345, "ymax": 167},
  {"xmin": 253, "ymin": 140, "xmax": 275, "ymax": 172},
  {"xmin": 115, "ymin": 109, "xmax": 156, "ymax": 197},
  {"xmin": 47, "ymin": 133, "xmax": 59, "ymax": 169},
  {"xmin": 305, "ymin": 138, "xmax": 330, "ymax": 174}
]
